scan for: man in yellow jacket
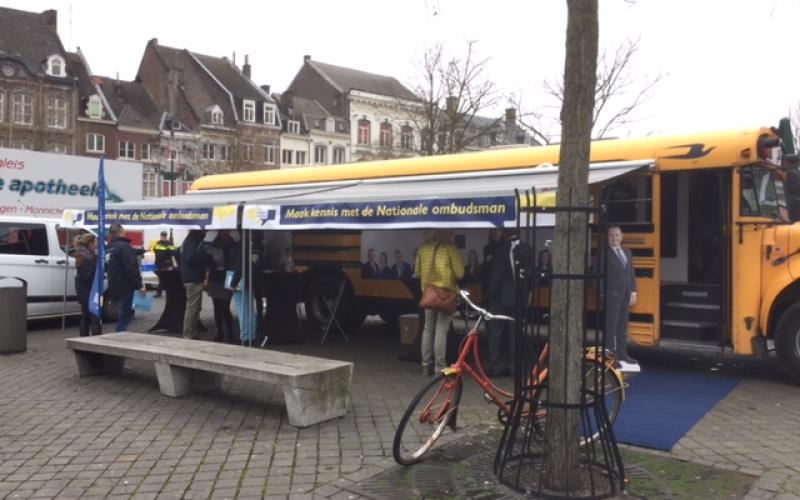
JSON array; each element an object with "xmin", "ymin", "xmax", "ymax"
[{"xmin": 414, "ymin": 229, "xmax": 464, "ymax": 376}]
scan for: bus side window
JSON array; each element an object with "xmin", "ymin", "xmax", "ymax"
[{"xmin": 602, "ymin": 176, "xmax": 653, "ymax": 231}]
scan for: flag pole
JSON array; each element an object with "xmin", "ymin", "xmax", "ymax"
[{"xmin": 89, "ymin": 157, "xmax": 106, "ymax": 329}]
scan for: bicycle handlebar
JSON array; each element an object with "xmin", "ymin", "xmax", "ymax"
[{"xmin": 458, "ymin": 289, "xmax": 514, "ymax": 322}]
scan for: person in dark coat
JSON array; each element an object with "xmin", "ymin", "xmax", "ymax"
[
  {"xmin": 604, "ymin": 225, "xmax": 639, "ymax": 371},
  {"xmin": 390, "ymin": 250, "xmax": 413, "ymax": 279},
  {"xmin": 74, "ymin": 233, "xmax": 101, "ymax": 336},
  {"xmin": 107, "ymin": 224, "xmax": 146, "ymax": 332},
  {"xmin": 484, "ymin": 229, "xmax": 530, "ymax": 377},
  {"xmin": 205, "ymin": 231, "xmax": 235, "ymax": 343},
  {"xmin": 180, "ymin": 230, "xmax": 210, "ymax": 339}
]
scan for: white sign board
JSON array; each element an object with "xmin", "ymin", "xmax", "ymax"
[{"xmin": 0, "ymin": 148, "xmax": 143, "ymax": 218}]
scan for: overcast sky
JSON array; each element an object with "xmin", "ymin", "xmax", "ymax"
[{"xmin": 5, "ymin": 0, "xmax": 799, "ymax": 139}]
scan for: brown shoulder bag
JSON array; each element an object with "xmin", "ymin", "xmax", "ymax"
[{"xmin": 418, "ymin": 243, "xmax": 458, "ymax": 315}]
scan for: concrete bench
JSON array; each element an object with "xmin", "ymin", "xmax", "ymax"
[{"xmin": 66, "ymin": 332, "xmax": 353, "ymax": 428}]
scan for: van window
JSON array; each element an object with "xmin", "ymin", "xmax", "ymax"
[
  {"xmin": 0, "ymin": 223, "xmax": 49, "ymax": 256},
  {"xmin": 56, "ymin": 226, "xmax": 90, "ymax": 254}
]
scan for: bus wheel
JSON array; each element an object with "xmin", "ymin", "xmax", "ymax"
[
  {"xmin": 774, "ymin": 304, "xmax": 800, "ymax": 383},
  {"xmin": 304, "ymin": 274, "xmax": 352, "ymax": 332}
]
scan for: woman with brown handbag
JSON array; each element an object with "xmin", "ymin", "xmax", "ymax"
[{"xmin": 414, "ymin": 229, "xmax": 464, "ymax": 376}]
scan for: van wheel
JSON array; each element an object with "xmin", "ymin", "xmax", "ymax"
[
  {"xmin": 774, "ymin": 304, "xmax": 800, "ymax": 383},
  {"xmin": 102, "ymin": 296, "xmax": 119, "ymax": 323},
  {"xmin": 305, "ymin": 274, "xmax": 352, "ymax": 332}
]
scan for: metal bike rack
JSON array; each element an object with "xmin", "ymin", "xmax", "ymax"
[{"xmin": 493, "ymin": 188, "xmax": 625, "ymax": 499}]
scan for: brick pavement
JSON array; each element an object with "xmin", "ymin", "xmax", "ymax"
[{"xmin": 0, "ymin": 296, "xmax": 799, "ymax": 499}]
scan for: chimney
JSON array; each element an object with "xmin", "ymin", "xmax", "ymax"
[
  {"xmin": 282, "ymin": 90, "xmax": 294, "ymax": 110},
  {"xmin": 167, "ymin": 68, "xmax": 179, "ymax": 116},
  {"xmin": 505, "ymin": 107, "xmax": 517, "ymax": 125},
  {"xmin": 243, "ymin": 54, "xmax": 251, "ymax": 79},
  {"xmin": 232, "ymin": 51, "xmax": 236, "ymax": 66},
  {"xmin": 445, "ymin": 96, "xmax": 459, "ymax": 114},
  {"xmin": 41, "ymin": 9, "xmax": 57, "ymax": 31},
  {"xmin": 261, "ymin": 84, "xmax": 270, "ymax": 94},
  {"xmin": 304, "ymin": 55, "xmax": 311, "ymax": 63}
]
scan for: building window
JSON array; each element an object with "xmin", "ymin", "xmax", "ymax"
[
  {"xmin": 243, "ymin": 144, "xmax": 254, "ymax": 162},
  {"xmin": 87, "ymin": 95, "xmax": 104, "ymax": 119},
  {"xmin": 333, "ymin": 147, "xmax": 346, "ymax": 164},
  {"xmin": 143, "ymin": 170, "xmax": 158, "ymax": 198},
  {"xmin": 357, "ymin": 119, "xmax": 370, "ymax": 145},
  {"xmin": 202, "ymin": 143, "xmax": 215, "ymax": 160},
  {"xmin": 296, "ymin": 151, "xmax": 306, "ymax": 165},
  {"xmin": 208, "ymin": 105, "xmax": 223, "ymax": 125},
  {"xmin": 264, "ymin": 104, "xmax": 276, "ymax": 125},
  {"xmin": 12, "ymin": 93, "xmax": 33, "ymax": 125},
  {"xmin": 12, "ymin": 140, "xmax": 33, "ymax": 150},
  {"xmin": 141, "ymin": 144, "xmax": 154, "ymax": 161},
  {"xmin": 401, "ymin": 125, "xmax": 413, "ymax": 150},
  {"xmin": 380, "ymin": 122, "xmax": 392, "ymax": 147},
  {"xmin": 287, "ymin": 120, "xmax": 301, "ymax": 134},
  {"xmin": 46, "ymin": 55, "xmax": 66, "ymax": 77},
  {"xmin": 314, "ymin": 145, "xmax": 327, "ymax": 164},
  {"xmin": 46, "ymin": 97, "xmax": 68, "ymax": 129},
  {"xmin": 86, "ymin": 134, "xmax": 105, "ymax": 153},
  {"xmin": 263, "ymin": 143, "xmax": 276, "ymax": 165},
  {"xmin": 49, "ymin": 143, "xmax": 68, "ymax": 154},
  {"xmin": 119, "ymin": 140, "xmax": 135, "ymax": 159},
  {"xmin": 282, "ymin": 149, "xmax": 293, "ymax": 165},
  {"xmin": 0, "ymin": 93, "xmax": 4, "ymax": 122},
  {"xmin": 219, "ymin": 144, "xmax": 230, "ymax": 161},
  {"xmin": 243, "ymin": 100, "xmax": 256, "ymax": 122}
]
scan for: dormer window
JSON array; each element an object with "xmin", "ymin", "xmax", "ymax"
[
  {"xmin": 287, "ymin": 120, "xmax": 300, "ymax": 134},
  {"xmin": 263, "ymin": 104, "xmax": 276, "ymax": 125},
  {"xmin": 46, "ymin": 55, "xmax": 66, "ymax": 77},
  {"xmin": 206, "ymin": 105, "xmax": 224, "ymax": 125},
  {"xmin": 243, "ymin": 100, "xmax": 256, "ymax": 122},
  {"xmin": 87, "ymin": 95, "xmax": 104, "ymax": 119}
]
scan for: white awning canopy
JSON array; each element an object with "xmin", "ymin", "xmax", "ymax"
[
  {"xmin": 242, "ymin": 160, "xmax": 652, "ymax": 230},
  {"xmin": 61, "ymin": 160, "xmax": 652, "ymax": 230}
]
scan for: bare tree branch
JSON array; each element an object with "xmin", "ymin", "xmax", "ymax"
[
  {"xmin": 403, "ymin": 40, "xmax": 503, "ymax": 155},
  {"xmin": 518, "ymin": 38, "xmax": 662, "ymax": 141}
]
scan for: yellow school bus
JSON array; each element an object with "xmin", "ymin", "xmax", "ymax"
[{"xmin": 192, "ymin": 125, "xmax": 800, "ymax": 381}]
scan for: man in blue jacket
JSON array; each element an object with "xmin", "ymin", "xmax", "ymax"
[
  {"xmin": 107, "ymin": 224, "xmax": 146, "ymax": 332},
  {"xmin": 180, "ymin": 230, "xmax": 210, "ymax": 339}
]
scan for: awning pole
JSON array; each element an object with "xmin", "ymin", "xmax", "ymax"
[{"xmin": 61, "ymin": 228, "xmax": 71, "ymax": 330}]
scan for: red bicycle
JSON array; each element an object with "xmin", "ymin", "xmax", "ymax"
[{"xmin": 393, "ymin": 290, "xmax": 626, "ymax": 465}]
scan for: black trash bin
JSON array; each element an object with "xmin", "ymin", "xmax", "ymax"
[{"xmin": 0, "ymin": 277, "xmax": 27, "ymax": 353}]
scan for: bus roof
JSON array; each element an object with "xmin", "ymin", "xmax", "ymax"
[{"xmin": 191, "ymin": 127, "xmax": 776, "ymax": 192}]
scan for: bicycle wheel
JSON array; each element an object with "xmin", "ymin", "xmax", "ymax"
[
  {"xmin": 580, "ymin": 359, "xmax": 623, "ymax": 445},
  {"xmin": 393, "ymin": 373, "xmax": 463, "ymax": 465}
]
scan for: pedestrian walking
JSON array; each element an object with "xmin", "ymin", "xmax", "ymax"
[
  {"xmin": 73, "ymin": 233, "xmax": 101, "ymax": 336},
  {"xmin": 180, "ymin": 229, "xmax": 210, "ymax": 339},
  {"xmin": 106, "ymin": 224, "xmax": 146, "ymax": 332},
  {"xmin": 205, "ymin": 231, "xmax": 235, "ymax": 343},
  {"xmin": 414, "ymin": 229, "xmax": 464, "ymax": 376}
]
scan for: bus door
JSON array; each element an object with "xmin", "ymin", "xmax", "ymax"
[
  {"xmin": 603, "ymin": 174, "xmax": 659, "ymax": 346},
  {"xmin": 659, "ymin": 170, "xmax": 730, "ymax": 347}
]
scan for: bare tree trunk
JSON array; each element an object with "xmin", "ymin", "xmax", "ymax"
[{"xmin": 544, "ymin": 0, "xmax": 598, "ymax": 492}]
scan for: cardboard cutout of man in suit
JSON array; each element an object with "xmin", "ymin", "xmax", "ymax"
[{"xmin": 605, "ymin": 226, "xmax": 639, "ymax": 370}]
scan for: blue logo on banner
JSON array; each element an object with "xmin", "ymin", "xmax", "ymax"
[
  {"xmin": 279, "ymin": 196, "xmax": 515, "ymax": 227},
  {"xmin": 260, "ymin": 209, "xmax": 277, "ymax": 226}
]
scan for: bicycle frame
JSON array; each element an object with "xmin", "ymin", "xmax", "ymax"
[{"xmin": 440, "ymin": 316, "xmax": 624, "ymax": 419}]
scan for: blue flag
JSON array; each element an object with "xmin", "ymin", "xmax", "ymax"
[{"xmin": 89, "ymin": 157, "xmax": 106, "ymax": 319}]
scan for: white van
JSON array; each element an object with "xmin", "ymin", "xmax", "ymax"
[{"xmin": 0, "ymin": 216, "xmax": 114, "ymax": 320}]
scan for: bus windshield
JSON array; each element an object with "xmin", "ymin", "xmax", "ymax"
[{"xmin": 740, "ymin": 167, "xmax": 788, "ymax": 220}]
